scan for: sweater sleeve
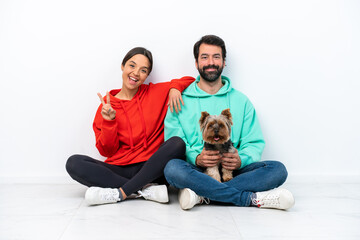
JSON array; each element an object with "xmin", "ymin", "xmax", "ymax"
[
  {"xmin": 92, "ymin": 104, "xmax": 120, "ymax": 157},
  {"xmin": 164, "ymin": 109, "xmax": 201, "ymax": 166},
  {"xmin": 237, "ymin": 101, "xmax": 265, "ymax": 168},
  {"xmin": 169, "ymin": 76, "xmax": 195, "ymax": 92}
]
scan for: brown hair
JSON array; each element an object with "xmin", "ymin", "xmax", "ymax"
[
  {"xmin": 121, "ymin": 47, "xmax": 153, "ymax": 74},
  {"xmin": 193, "ymin": 35, "xmax": 226, "ymax": 62}
]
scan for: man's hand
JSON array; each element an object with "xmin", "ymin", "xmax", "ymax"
[
  {"xmin": 221, "ymin": 149, "xmax": 241, "ymax": 170},
  {"xmin": 196, "ymin": 149, "xmax": 221, "ymax": 168}
]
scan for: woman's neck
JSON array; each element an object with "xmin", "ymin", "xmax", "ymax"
[{"xmin": 115, "ymin": 87, "xmax": 138, "ymax": 100}]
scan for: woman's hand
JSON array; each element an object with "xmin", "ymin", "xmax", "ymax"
[
  {"xmin": 168, "ymin": 88, "xmax": 184, "ymax": 113},
  {"xmin": 97, "ymin": 92, "xmax": 116, "ymax": 120}
]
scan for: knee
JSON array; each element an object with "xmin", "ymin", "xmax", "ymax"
[
  {"xmin": 164, "ymin": 159, "xmax": 178, "ymax": 179},
  {"xmin": 269, "ymin": 161, "xmax": 288, "ymax": 183},
  {"xmin": 164, "ymin": 159, "xmax": 187, "ymax": 183},
  {"xmin": 165, "ymin": 136, "xmax": 186, "ymax": 159},
  {"xmin": 65, "ymin": 154, "xmax": 82, "ymax": 175},
  {"xmin": 167, "ymin": 136, "xmax": 185, "ymax": 152}
]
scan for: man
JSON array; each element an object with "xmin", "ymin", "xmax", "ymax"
[{"xmin": 164, "ymin": 35, "xmax": 295, "ymax": 210}]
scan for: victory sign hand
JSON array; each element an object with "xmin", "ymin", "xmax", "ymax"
[{"xmin": 97, "ymin": 92, "xmax": 116, "ymax": 120}]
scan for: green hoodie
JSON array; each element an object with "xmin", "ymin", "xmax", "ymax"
[{"xmin": 164, "ymin": 75, "xmax": 265, "ymax": 169}]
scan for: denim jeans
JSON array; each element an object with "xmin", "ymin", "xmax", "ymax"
[{"xmin": 164, "ymin": 159, "xmax": 288, "ymax": 206}]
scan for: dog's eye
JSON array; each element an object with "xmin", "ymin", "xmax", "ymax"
[{"xmin": 219, "ymin": 123, "xmax": 225, "ymax": 128}]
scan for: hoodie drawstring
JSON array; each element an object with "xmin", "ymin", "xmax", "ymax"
[
  {"xmin": 119, "ymin": 101, "xmax": 134, "ymax": 149},
  {"xmin": 119, "ymin": 98, "xmax": 148, "ymax": 150},
  {"xmin": 136, "ymin": 97, "xmax": 148, "ymax": 149},
  {"xmin": 226, "ymin": 92, "xmax": 233, "ymax": 141}
]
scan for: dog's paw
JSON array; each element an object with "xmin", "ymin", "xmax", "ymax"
[
  {"xmin": 208, "ymin": 172, "xmax": 221, "ymax": 182},
  {"xmin": 213, "ymin": 175, "xmax": 221, "ymax": 182},
  {"xmin": 222, "ymin": 176, "xmax": 233, "ymax": 182},
  {"xmin": 222, "ymin": 169, "xmax": 233, "ymax": 182},
  {"xmin": 205, "ymin": 167, "xmax": 221, "ymax": 182}
]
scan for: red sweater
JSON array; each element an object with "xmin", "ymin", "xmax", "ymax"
[{"xmin": 93, "ymin": 77, "xmax": 194, "ymax": 165}]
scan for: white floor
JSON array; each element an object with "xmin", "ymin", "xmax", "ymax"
[{"xmin": 1, "ymin": 179, "xmax": 360, "ymax": 240}]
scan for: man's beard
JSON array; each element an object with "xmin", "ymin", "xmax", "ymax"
[{"xmin": 198, "ymin": 64, "xmax": 224, "ymax": 82}]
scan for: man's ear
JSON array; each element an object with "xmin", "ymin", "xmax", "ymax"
[
  {"xmin": 121, "ymin": 64, "xmax": 124, "ymax": 71},
  {"xmin": 199, "ymin": 111, "xmax": 210, "ymax": 130}
]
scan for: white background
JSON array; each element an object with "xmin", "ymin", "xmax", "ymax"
[{"xmin": 0, "ymin": 0, "xmax": 359, "ymax": 182}]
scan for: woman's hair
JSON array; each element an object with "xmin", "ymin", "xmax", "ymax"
[
  {"xmin": 193, "ymin": 35, "xmax": 226, "ymax": 62},
  {"xmin": 121, "ymin": 47, "xmax": 153, "ymax": 74}
]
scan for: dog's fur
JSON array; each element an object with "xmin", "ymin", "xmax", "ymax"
[{"xmin": 199, "ymin": 109, "xmax": 236, "ymax": 182}]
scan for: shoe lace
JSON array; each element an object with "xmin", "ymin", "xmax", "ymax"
[
  {"xmin": 100, "ymin": 189, "xmax": 119, "ymax": 201},
  {"xmin": 137, "ymin": 189, "xmax": 151, "ymax": 198},
  {"xmin": 137, "ymin": 183, "xmax": 158, "ymax": 199},
  {"xmin": 254, "ymin": 193, "xmax": 280, "ymax": 207}
]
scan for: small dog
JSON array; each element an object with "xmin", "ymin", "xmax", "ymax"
[{"xmin": 199, "ymin": 108, "xmax": 236, "ymax": 182}]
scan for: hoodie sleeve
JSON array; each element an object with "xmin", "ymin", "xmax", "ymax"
[
  {"xmin": 237, "ymin": 101, "xmax": 265, "ymax": 168},
  {"xmin": 164, "ymin": 109, "xmax": 201, "ymax": 166},
  {"xmin": 169, "ymin": 76, "xmax": 195, "ymax": 92},
  {"xmin": 92, "ymin": 104, "xmax": 120, "ymax": 157}
]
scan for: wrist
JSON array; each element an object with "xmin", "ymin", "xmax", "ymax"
[{"xmin": 195, "ymin": 154, "xmax": 200, "ymax": 167}]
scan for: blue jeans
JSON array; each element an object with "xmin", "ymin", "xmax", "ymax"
[{"xmin": 164, "ymin": 159, "xmax": 288, "ymax": 206}]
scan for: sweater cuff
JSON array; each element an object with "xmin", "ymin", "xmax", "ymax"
[
  {"xmin": 101, "ymin": 118, "xmax": 117, "ymax": 129},
  {"xmin": 239, "ymin": 153, "xmax": 251, "ymax": 169},
  {"xmin": 186, "ymin": 150, "xmax": 199, "ymax": 166}
]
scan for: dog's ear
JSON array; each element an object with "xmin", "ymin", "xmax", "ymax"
[
  {"xmin": 221, "ymin": 108, "xmax": 233, "ymax": 125},
  {"xmin": 199, "ymin": 111, "xmax": 210, "ymax": 130}
]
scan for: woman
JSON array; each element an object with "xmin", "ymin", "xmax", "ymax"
[{"xmin": 66, "ymin": 47, "xmax": 194, "ymax": 205}]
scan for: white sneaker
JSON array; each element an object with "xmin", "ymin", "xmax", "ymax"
[
  {"xmin": 178, "ymin": 188, "xmax": 209, "ymax": 210},
  {"xmin": 137, "ymin": 184, "xmax": 169, "ymax": 203},
  {"xmin": 253, "ymin": 188, "xmax": 295, "ymax": 210},
  {"xmin": 85, "ymin": 187, "xmax": 120, "ymax": 205}
]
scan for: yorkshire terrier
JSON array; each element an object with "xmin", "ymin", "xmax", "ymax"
[{"xmin": 199, "ymin": 108, "xmax": 236, "ymax": 182}]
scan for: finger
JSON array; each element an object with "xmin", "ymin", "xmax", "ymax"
[
  {"xmin": 101, "ymin": 107, "xmax": 109, "ymax": 114},
  {"xmin": 221, "ymin": 160, "xmax": 235, "ymax": 167},
  {"xmin": 203, "ymin": 160, "xmax": 218, "ymax": 167},
  {"xmin": 106, "ymin": 92, "xmax": 111, "ymax": 104},
  {"xmin": 169, "ymin": 100, "xmax": 174, "ymax": 113},
  {"xmin": 222, "ymin": 152, "xmax": 237, "ymax": 158},
  {"xmin": 176, "ymin": 97, "xmax": 181, "ymax": 112},
  {"xmin": 174, "ymin": 99, "xmax": 179, "ymax": 114},
  {"xmin": 205, "ymin": 155, "xmax": 221, "ymax": 161},
  {"xmin": 222, "ymin": 160, "xmax": 235, "ymax": 166},
  {"xmin": 97, "ymin": 93, "xmax": 105, "ymax": 105},
  {"xmin": 222, "ymin": 164, "xmax": 234, "ymax": 170},
  {"xmin": 203, "ymin": 149, "xmax": 220, "ymax": 155},
  {"xmin": 180, "ymin": 95, "xmax": 184, "ymax": 106}
]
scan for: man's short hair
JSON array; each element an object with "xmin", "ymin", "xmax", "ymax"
[{"xmin": 193, "ymin": 35, "xmax": 227, "ymax": 62}]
